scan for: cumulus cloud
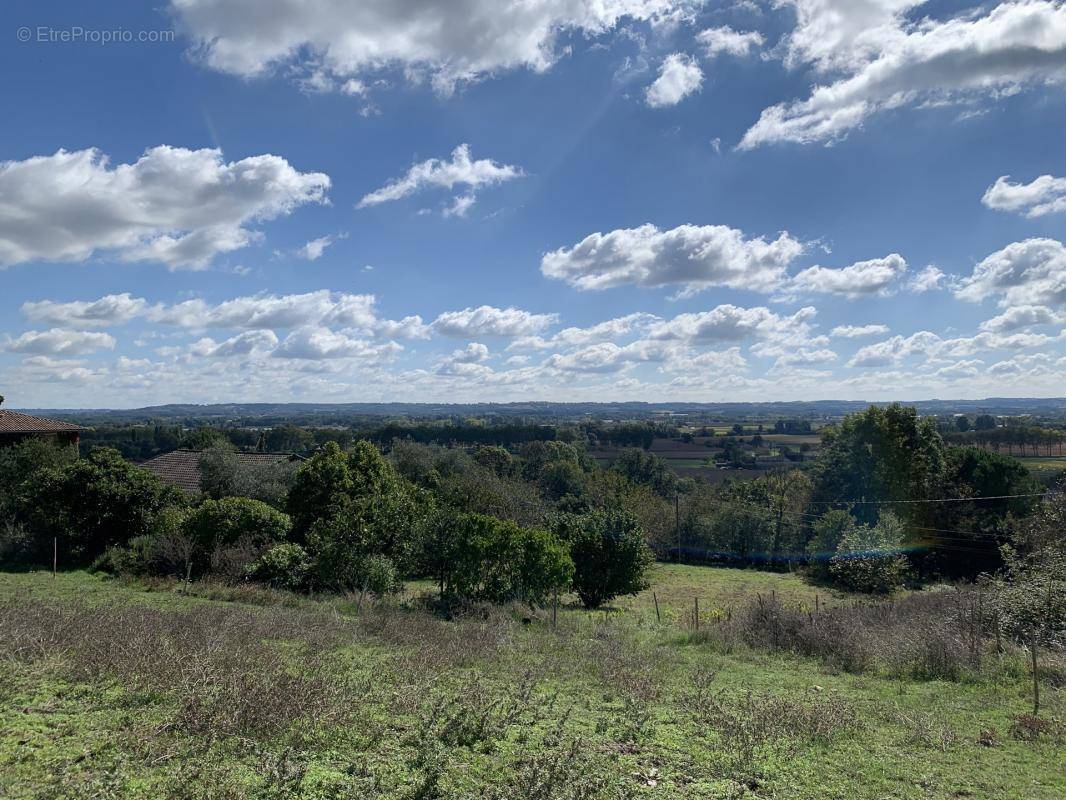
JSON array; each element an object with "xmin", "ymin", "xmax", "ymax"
[
  {"xmin": 741, "ymin": 1, "xmax": 1066, "ymax": 149},
  {"xmin": 696, "ymin": 25, "xmax": 764, "ymax": 58},
  {"xmin": 905, "ymin": 265, "xmax": 946, "ymax": 293},
  {"xmin": 171, "ymin": 0, "xmax": 694, "ymax": 94},
  {"xmin": 955, "ymin": 238, "xmax": 1066, "ymax": 308},
  {"xmin": 508, "ymin": 313, "xmax": 659, "ymax": 350},
  {"xmin": 273, "ymin": 326, "xmax": 402, "ymax": 361},
  {"xmin": 545, "ymin": 339, "xmax": 677, "ymax": 373},
  {"xmin": 358, "ymin": 144, "xmax": 522, "ymax": 216},
  {"xmin": 847, "ymin": 327, "xmax": 1061, "ymax": 367},
  {"xmin": 431, "ymin": 305, "xmax": 558, "ymax": 338},
  {"xmin": 789, "ymin": 254, "xmax": 907, "ymax": 298},
  {"xmin": 847, "ymin": 330, "xmax": 942, "ymax": 367},
  {"xmin": 6, "ymin": 328, "xmax": 116, "ymax": 356},
  {"xmin": 21, "ymin": 293, "xmax": 148, "ymax": 328},
  {"xmin": 541, "ymin": 223, "xmax": 805, "ymax": 295},
  {"xmin": 983, "ymin": 174, "xmax": 1066, "ymax": 218},
  {"xmin": 645, "ymin": 53, "xmax": 703, "ymax": 107},
  {"xmin": 831, "ymin": 323, "xmax": 890, "ymax": 338},
  {"xmin": 979, "ymin": 305, "xmax": 1064, "ymax": 332},
  {"xmin": 0, "ymin": 146, "xmax": 330, "ymax": 269},
  {"xmin": 647, "ymin": 304, "xmax": 821, "ymax": 345},
  {"xmin": 189, "ymin": 330, "xmax": 279, "ymax": 357}
]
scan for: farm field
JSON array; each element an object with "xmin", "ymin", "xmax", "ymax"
[
  {"xmin": 1, "ymin": 568, "xmax": 1061, "ymax": 800},
  {"xmin": 1018, "ymin": 457, "xmax": 1066, "ymax": 482}
]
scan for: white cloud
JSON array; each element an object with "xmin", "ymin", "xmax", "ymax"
[
  {"xmin": 696, "ymin": 25, "xmax": 764, "ymax": 58},
  {"xmin": 6, "ymin": 328, "xmax": 116, "ymax": 356},
  {"xmin": 979, "ymin": 305, "xmax": 1064, "ymax": 333},
  {"xmin": 171, "ymin": 0, "xmax": 692, "ymax": 95},
  {"xmin": 935, "ymin": 359, "xmax": 984, "ymax": 379},
  {"xmin": 0, "ymin": 146, "xmax": 330, "ymax": 269},
  {"xmin": 21, "ymin": 293, "xmax": 148, "ymax": 328},
  {"xmin": 189, "ymin": 330, "xmax": 279, "ymax": 357},
  {"xmin": 296, "ymin": 233, "xmax": 347, "ymax": 260},
  {"xmin": 955, "ymin": 238, "xmax": 1066, "ymax": 308},
  {"xmin": 273, "ymin": 326, "xmax": 402, "ymax": 361},
  {"xmin": 647, "ymin": 304, "xmax": 821, "ymax": 345},
  {"xmin": 847, "ymin": 330, "xmax": 941, "ymax": 367},
  {"xmin": 983, "ymin": 174, "xmax": 1066, "ymax": 218},
  {"xmin": 741, "ymin": 1, "xmax": 1066, "ymax": 148},
  {"xmin": 645, "ymin": 53, "xmax": 703, "ymax": 107},
  {"xmin": 357, "ymin": 144, "xmax": 522, "ymax": 217},
  {"xmin": 508, "ymin": 312, "xmax": 659, "ymax": 350},
  {"xmin": 432, "ymin": 305, "xmax": 558, "ymax": 338},
  {"xmin": 541, "ymin": 223, "xmax": 805, "ymax": 295},
  {"xmin": 847, "ymin": 327, "xmax": 1061, "ymax": 367},
  {"xmin": 905, "ymin": 264, "xmax": 945, "ymax": 293},
  {"xmin": 831, "ymin": 323, "xmax": 890, "ymax": 338},
  {"xmin": 450, "ymin": 342, "xmax": 490, "ymax": 363},
  {"xmin": 789, "ymin": 253, "xmax": 906, "ymax": 298},
  {"xmin": 545, "ymin": 339, "xmax": 678, "ymax": 373},
  {"xmin": 24, "ymin": 290, "xmax": 432, "ymax": 341}
]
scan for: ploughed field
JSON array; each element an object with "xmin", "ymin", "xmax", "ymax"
[{"xmin": 0, "ymin": 566, "xmax": 1062, "ymax": 800}]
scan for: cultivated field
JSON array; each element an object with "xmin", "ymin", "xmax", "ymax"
[{"xmin": 1, "ymin": 568, "xmax": 1061, "ymax": 800}]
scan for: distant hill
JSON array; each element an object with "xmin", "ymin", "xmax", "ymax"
[{"xmin": 17, "ymin": 398, "xmax": 1066, "ymax": 427}]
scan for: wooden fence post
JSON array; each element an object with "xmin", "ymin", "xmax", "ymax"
[
  {"xmin": 53, "ymin": 538, "xmax": 57, "ymax": 580},
  {"xmin": 694, "ymin": 597, "xmax": 700, "ymax": 632},
  {"xmin": 653, "ymin": 592, "xmax": 661, "ymax": 623}
]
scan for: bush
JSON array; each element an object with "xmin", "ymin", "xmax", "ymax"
[
  {"xmin": 27, "ymin": 448, "xmax": 185, "ymax": 565},
  {"xmin": 828, "ymin": 513, "xmax": 909, "ymax": 594},
  {"xmin": 248, "ymin": 543, "xmax": 312, "ymax": 592},
  {"xmin": 184, "ymin": 497, "xmax": 291, "ymax": 579},
  {"xmin": 806, "ymin": 510, "xmax": 855, "ymax": 582},
  {"xmin": 434, "ymin": 512, "xmax": 573, "ymax": 606},
  {"xmin": 555, "ymin": 508, "xmax": 652, "ymax": 608}
]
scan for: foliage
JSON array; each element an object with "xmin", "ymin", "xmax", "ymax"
[
  {"xmin": 434, "ymin": 512, "xmax": 572, "ymax": 606},
  {"xmin": 813, "ymin": 403, "xmax": 945, "ymax": 527},
  {"xmin": 806, "ymin": 510, "xmax": 855, "ymax": 581},
  {"xmin": 0, "ymin": 438, "xmax": 77, "ymax": 525},
  {"xmin": 828, "ymin": 513, "xmax": 909, "ymax": 594},
  {"xmin": 610, "ymin": 448, "xmax": 677, "ymax": 496},
  {"xmin": 556, "ymin": 508, "xmax": 653, "ymax": 608},
  {"xmin": 26, "ymin": 447, "xmax": 184, "ymax": 565},
  {"xmin": 247, "ymin": 543, "xmax": 312, "ymax": 592}
]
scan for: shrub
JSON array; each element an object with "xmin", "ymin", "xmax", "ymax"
[
  {"xmin": 27, "ymin": 447, "xmax": 185, "ymax": 565},
  {"xmin": 184, "ymin": 497, "xmax": 291, "ymax": 578},
  {"xmin": 248, "ymin": 543, "xmax": 312, "ymax": 592},
  {"xmin": 435, "ymin": 513, "xmax": 573, "ymax": 606},
  {"xmin": 806, "ymin": 509, "xmax": 855, "ymax": 581},
  {"xmin": 828, "ymin": 512, "xmax": 908, "ymax": 594},
  {"xmin": 555, "ymin": 508, "xmax": 652, "ymax": 608}
]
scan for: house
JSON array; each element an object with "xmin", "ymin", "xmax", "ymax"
[
  {"xmin": 139, "ymin": 449, "xmax": 305, "ymax": 495},
  {"xmin": 0, "ymin": 403, "xmax": 84, "ymax": 449}
]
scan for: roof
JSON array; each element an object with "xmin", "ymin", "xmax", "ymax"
[
  {"xmin": 139, "ymin": 449, "xmax": 304, "ymax": 494},
  {"xmin": 0, "ymin": 410, "xmax": 84, "ymax": 434}
]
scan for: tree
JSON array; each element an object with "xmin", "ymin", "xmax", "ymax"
[
  {"xmin": 974, "ymin": 414, "xmax": 997, "ymax": 431},
  {"xmin": 0, "ymin": 438, "xmax": 77, "ymax": 526},
  {"xmin": 198, "ymin": 441, "xmax": 240, "ymax": 498},
  {"xmin": 806, "ymin": 510, "xmax": 856, "ymax": 581},
  {"xmin": 429, "ymin": 512, "xmax": 572, "ymax": 606},
  {"xmin": 28, "ymin": 448, "xmax": 185, "ymax": 564},
  {"xmin": 555, "ymin": 508, "xmax": 653, "ymax": 608},
  {"xmin": 812, "ymin": 404, "xmax": 945, "ymax": 527},
  {"xmin": 828, "ymin": 513, "xmax": 909, "ymax": 593},
  {"xmin": 183, "ymin": 497, "xmax": 292, "ymax": 579}
]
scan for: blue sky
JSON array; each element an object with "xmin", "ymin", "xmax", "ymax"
[{"xmin": 2, "ymin": 0, "xmax": 1066, "ymax": 407}]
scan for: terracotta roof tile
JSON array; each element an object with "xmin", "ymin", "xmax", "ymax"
[
  {"xmin": 0, "ymin": 410, "xmax": 84, "ymax": 433},
  {"xmin": 139, "ymin": 449, "xmax": 303, "ymax": 495}
]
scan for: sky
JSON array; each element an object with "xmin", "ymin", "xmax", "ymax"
[{"xmin": 1, "ymin": 0, "xmax": 1065, "ymax": 408}]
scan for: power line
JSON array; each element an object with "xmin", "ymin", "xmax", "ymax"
[{"xmin": 805, "ymin": 491, "xmax": 1049, "ymax": 505}]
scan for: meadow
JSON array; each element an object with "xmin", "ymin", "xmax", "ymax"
[{"xmin": 1, "ymin": 566, "xmax": 1061, "ymax": 800}]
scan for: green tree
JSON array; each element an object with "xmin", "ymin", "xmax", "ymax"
[
  {"xmin": 29, "ymin": 448, "xmax": 184, "ymax": 565},
  {"xmin": 828, "ymin": 513, "xmax": 908, "ymax": 593},
  {"xmin": 555, "ymin": 508, "xmax": 653, "ymax": 608},
  {"xmin": 812, "ymin": 404, "xmax": 945, "ymax": 527},
  {"xmin": 806, "ymin": 509, "xmax": 856, "ymax": 581}
]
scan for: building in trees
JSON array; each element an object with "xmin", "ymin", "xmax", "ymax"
[
  {"xmin": 0, "ymin": 400, "xmax": 83, "ymax": 450},
  {"xmin": 139, "ymin": 449, "xmax": 304, "ymax": 495}
]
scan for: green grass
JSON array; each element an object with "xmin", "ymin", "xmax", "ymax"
[
  {"xmin": 1018, "ymin": 457, "xmax": 1066, "ymax": 478},
  {"xmin": 0, "ymin": 568, "xmax": 1062, "ymax": 800}
]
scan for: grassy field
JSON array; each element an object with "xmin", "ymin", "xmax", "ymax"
[
  {"xmin": 1018, "ymin": 457, "xmax": 1066, "ymax": 481},
  {"xmin": 0, "ymin": 568, "xmax": 1062, "ymax": 800}
]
